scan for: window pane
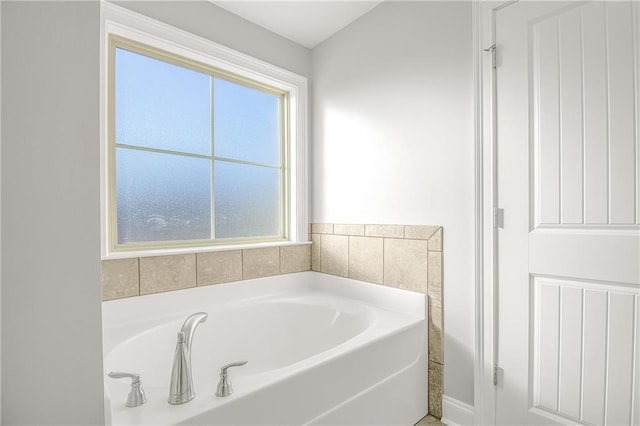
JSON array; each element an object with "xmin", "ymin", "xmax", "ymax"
[
  {"xmin": 215, "ymin": 161, "xmax": 281, "ymax": 238},
  {"xmin": 116, "ymin": 148, "xmax": 211, "ymax": 244},
  {"xmin": 115, "ymin": 48, "xmax": 211, "ymax": 155},
  {"xmin": 214, "ymin": 78, "xmax": 281, "ymax": 165}
]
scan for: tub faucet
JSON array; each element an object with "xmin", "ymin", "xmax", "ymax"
[{"xmin": 168, "ymin": 312, "xmax": 208, "ymax": 405}]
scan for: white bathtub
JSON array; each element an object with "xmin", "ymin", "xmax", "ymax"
[{"xmin": 102, "ymin": 271, "xmax": 427, "ymax": 425}]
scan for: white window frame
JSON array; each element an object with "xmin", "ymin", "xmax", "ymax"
[{"xmin": 100, "ymin": 2, "xmax": 308, "ymax": 259}]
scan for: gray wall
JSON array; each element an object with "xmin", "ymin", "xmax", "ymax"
[
  {"xmin": 1, "ymin": 0, "xmax": 474, "ymax": 419},
  {"xmin": 114, "ymin": 1, "xmax": 312, "ymax": 77},
  {"xmin": 0, "ymin": 1, "xmax": 311, "ymax": 423},
  {"xmin": 311, "ymin": 1, "xmax": 475, "ymax": 406},
  {"xmin": 0, "ymin": 1, "xmax": 3, "ymax": 420},
  {"xmin": 1, "ymin": 2, "xmax": 105, "ymax": 424}
]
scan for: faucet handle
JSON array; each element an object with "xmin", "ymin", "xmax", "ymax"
[
  {"xmin": 220, "ymin": 361, "xmax": 248, "ymax": 373},
  {"xmin": 108, "ymin": 371, "xmax": 140, "ymax": 381},
  {"xmin": 216, "ymin": 361, "xmax": 248, "ymax": 397},
  {"xmin": 108, "ymin": 371, "xmax": 147, "ymax": 407}
]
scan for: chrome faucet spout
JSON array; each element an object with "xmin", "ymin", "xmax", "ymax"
[
  {"xmin": 168, "ymin": 312, "xmax": 208, "ymax": 405},
  {"xmin": 180, "ymin": 312, "xmax": 208, "ymax": 351}
]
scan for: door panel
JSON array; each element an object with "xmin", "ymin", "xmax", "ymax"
[
  {"xmin": 558, "ymin": 9, "xmax": 583, "ymax": 225},
  {"xmin": 495, "ymin": 1, "xmax": 640, "ymax": 424},
  {"xmin": 581, "ymin": 2, "xmax": 609, "ymax": 225},
  {"xmin": 607, "ymin": 2, "xmax": 637, "ymax": 224},
  {"xmin": 532, "ymin": 1, "xmax": 639, "ymax": 227},
  {"xmin": 532, "ymin": 278, "xmax": 638, "ymax": 425},
  {"xmin": 580, "ymin": 288, "xmax": 607, "ymax": 424}
]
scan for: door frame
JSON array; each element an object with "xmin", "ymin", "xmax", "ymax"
[
  {"xmin": 475, "ymin": 2, "xmax": 640, "ymax": 425},
  {"xmin": 474, "ymin": 1, "xmax": 519, "ymax": 425}
]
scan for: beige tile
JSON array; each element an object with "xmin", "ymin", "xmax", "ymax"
[
  {"xmin": 311, "ymin": 223, "xmax": 334, "ymax": 234},
  {"xmin": 365, "ymin": 224, "xmax": 404, "ymax": 238},
  {"xmin": 320, "ymin": 234, "xmax": 349, "ymax": 277},
  {"xmin": 429, "ymin": 306, "xmax": 443, "ymax": 364},
  {"xmin": 414, "ymin": 415, "xmax": 446, "ymax": 426},
  {"xmin": 197, "ymin": 250, "xmax": 242, "ymax": 286},
  {"xmin": 405, "ymin": 225, "xmax": 440, "ymax": 240},
  {"xmin": 242, "ymin": 247, "xmax": 280, "ymax": 279},
  {"xmin": 383, "ymin": 238, "xmax": 429, "ymax": 292},
  {"xmin": 349, "ymin": 236, "xmax": 383, "ymax": 284},
  {"xmin": 280, "ymin": 245, "xmax": 311, "ymax": 274},
  {"xmin": 428, "ymin": 228, "xmax": 443, "ymax": 251},
  {"xmin": 139, "ymin": 254, "xmax": 196, "ymax": 295},
  {"xmin": 101, "ymin": 258, "xmax": 139, "ymax": 300},
  {"xmin": 428, "ymin": 361, "xmax": 443, "ymax": 418},
  {"xmin": 311, "ymin": 234, "xmax": 321, "ymax": 271},
  {"xmin": 428, "ymin": 251, "xmax": 443, "ymax": 308},
  {"xmin": 334, "ymin": 223, "xmax": 365, "ymax": 236}
]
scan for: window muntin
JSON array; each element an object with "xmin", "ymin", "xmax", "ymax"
[{"xmin": 109, "ymin": 36, "xmax": 289, "ymax": 251}]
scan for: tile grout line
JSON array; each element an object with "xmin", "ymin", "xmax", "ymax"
[{"xmin": 136, "ymin": 257, "xmax": 141, "ymax": 296}]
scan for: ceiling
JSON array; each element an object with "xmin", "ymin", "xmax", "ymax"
[{"xmin": 211, "ymin": 1, "xmax": 384, "ymax": 49}]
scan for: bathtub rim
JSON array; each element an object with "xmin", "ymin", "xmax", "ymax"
[
  {"xmin": 102, "ymin": 271, "xmax": 428, "ymax": 425},
  {"xmin": 102, "ymin": 271, "xmax": 426, "ymax": 329}
]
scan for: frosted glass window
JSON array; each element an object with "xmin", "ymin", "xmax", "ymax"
[
  {"xmin": 115, "ymin": 48, "xmax": 211, "ymax": 156},
  {"xmin": 110, "ymin": 38, "xmax": 288, "ymax": 250},
  {"xmin": 214, "ymin": 78, "xmax": 281, "ymax": 165},
  {"xmin": 116, "ymin": 148, "xmax": 211, "ymax": 243},
  {"xmin": 215, "ymin": 161, "xmax": 281, "ymax": 238}
]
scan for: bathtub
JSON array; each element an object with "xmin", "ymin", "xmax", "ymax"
[{"xmin": 102, "ymin": 271, "xmax": 427, "ymax": 425}]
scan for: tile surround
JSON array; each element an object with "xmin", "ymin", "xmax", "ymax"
[
  {"xmin": 280, "ymin": 244, "xmax": 311, "ymax": 274},
  {"xmin": 242, "ymin": 247, "xmax": 280, "ymax": 279},
  {"xmin": 310, "ymin": 223, "xmax": 334, "ymax": 234},
  {"xmin": 428, "ymin": 360, "xmax": 444, "ymax": 418},
  {"xmin": 429, "ymin": 306, "xmax": 443, "ymax": 364},
  {"xmin": 405, "ymin": 225, "xmax": 440, "ymax": 241},
  {"xmin": 102, "ymin": 244, "xmax": 311, "ymax": 300},
  {"xmin": 349, "ymin": 236, "xmax": 383, "ymax": 284},
  {"xmin": 309, "ymin": 223, "xmax": 444, "ymax": 419},
  {"xmin": 428, "ymin": 251, "xmax": 443, "ymax": 309},
  {"xmin": 428, "ymin": 228, "xmax": 443, "ymax": 251},
  {"xmin": 365, "ymin": 223, "xmax": 404, "ymax": 238},
  {"xmin": 320, "ymin": 234, "xmax": 349, "ymax": 277},
  {"xmin": 197, "ymin": 250, "xmax": 242, "ymax": 286},
  {"xmin": 101, "ymin": 222, "xmax": 443, "ymax": 418},
  {"xmin": 334, "ymin": 223, "xmax": 365, "ymax": 236},
  {"xmin": 101, "ymin": 258, "xmax": 139, "ymax": 300},
  {"xmin": 383, "ymin": 238, "xmax": 429, "ymax": 292},
  {"xmin": 415, "ymin": 414, "xmax": 447, "ymax": 426},
  {"xmin": 310, "ymin": 234, "xmax": 321, "ymax": 271},
  {"xmin": 139, "ymin": 254, "xmax": 196, "ymax": 295}
]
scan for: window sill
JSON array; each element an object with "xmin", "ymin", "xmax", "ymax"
[{"xmin": 102, "ymin": 240, "xmax": 311, "ymax": 261}]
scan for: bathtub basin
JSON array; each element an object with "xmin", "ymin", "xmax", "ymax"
[{"xmin": 102, "ymin": 271, "xmax": 427, "ymax": 425}]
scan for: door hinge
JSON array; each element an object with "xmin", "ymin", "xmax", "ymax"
[
  {"xmin": 493, "ymin": 207, "xmax": 504, "ymax": 229},
  {"xmin": 484, "ymin": 44, "xmax": 497, "ymax": 68},
  {"xmin": 493, "ymin": 364, "xmax": 499, "ymax": 386}
]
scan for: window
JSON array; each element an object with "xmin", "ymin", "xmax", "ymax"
[{"xmin": 101, "ymin": 6, "xmax": 307, "ymax": 257}]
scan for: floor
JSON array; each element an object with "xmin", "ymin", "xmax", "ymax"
[{"xmin": 414, "ymin": 415, "xmax": 446, "ymax": 426}]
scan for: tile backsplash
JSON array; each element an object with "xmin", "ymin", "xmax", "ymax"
[
  {"xmin": 101, "ymin": 244, "xmax": 311, "ymax": 301},
  {"xmin": 309, "ymin": 223, "xmax": 444, "ymax": 418}
]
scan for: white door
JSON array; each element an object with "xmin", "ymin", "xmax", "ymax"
[{"xmin": 495, "ymin": 1, "xmax": 640, "ymax": 425}]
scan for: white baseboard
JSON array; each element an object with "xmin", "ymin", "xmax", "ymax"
[{"xmin": 441, "ymin": 395, "xmax": 474, "ymax": 426}]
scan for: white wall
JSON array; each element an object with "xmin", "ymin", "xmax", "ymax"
[
  {"xmin": 311, "ymin": 1, "xmax": 475, "ymax": 406},
  {"xmin": 0, "ymin": 1, "xmax": 310, "ymax": 423},
  {"xmin": 1, "ymin": 2, "xmax": 105, "ymax": 424}
]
